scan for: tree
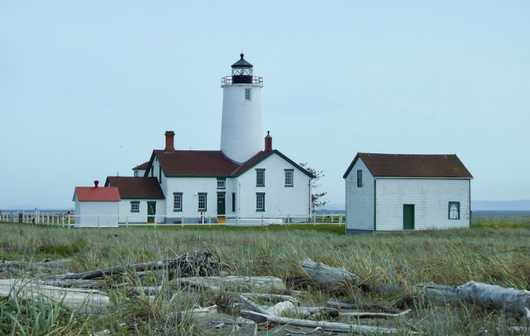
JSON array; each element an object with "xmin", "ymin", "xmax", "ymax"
[{"xmin": 299, "ymin": 163, "xmax": 327, "ymax": 209}]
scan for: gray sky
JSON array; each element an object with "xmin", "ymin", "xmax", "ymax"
[{"xmin": 1, "ymin": 1, "xmax": 529, "ymax": 209}]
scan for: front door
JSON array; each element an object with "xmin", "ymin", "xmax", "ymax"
[
  {"xmin": 217, "ymin": 192, "xmax": 226, "ymax": 216},
  {"xmin": 403, "ymin": 204, "xmax": 415, "ymax": 230},
  {"xmin": 147, "ymin": 201, "xmax": 156, "ymax": 223}
]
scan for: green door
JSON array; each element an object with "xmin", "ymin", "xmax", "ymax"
[
  {"xmin": 147, "ymin": 201, "xmax": 156, "ymax": 223},
  {"xmin": 217, "ymin": 192, "xmax": 226, "ymax": 215},
  {"xmin": 403, "ymin": 204, "xmax": 415, "ymax": 230}
]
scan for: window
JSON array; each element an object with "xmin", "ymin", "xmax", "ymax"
[
  {"xmin": 448, "ymin": 201, "xmax": 460, "ymax": 220},
  {"xmin": 173, "ymin": 192, "xmax": 183, "ymax": 212},
  {"xmin": 198, "ymin": 193, "xmax": 207, "ymax": 212},
  {"xmin": 134, "ymin": 170, "xmax": 139, "ymax": 177},
  {"xmin": 256, "ymin": 169, "xmax": 265, "ymax": 187},
  {"xmin": 245, "ymin": 88, "xmax": 252, "ymax": 101},
  {"xmin": 256, "ymin": 193, "xmax": 265, "ymax": 212},
  {"xmin": 232, "ymin": 192, "xmax": 236, "ymax": 212},
  {"xmin": 130, "ymin": 201, "xmax": 140, "ymax": 213},
  {"xmin": 217, "ymin": 177, "xmax": 226, "ymax": 189},
  {"xmin": 357, "ymin": 169, "xmax": 363, "ymax": 188},
  {"xmin": 158, "ymin": 165, "xmax": 162, "ymax": 184},
  {"xmin": 284, "ymin": 169, "xmax": 294, "ymax": 187}
]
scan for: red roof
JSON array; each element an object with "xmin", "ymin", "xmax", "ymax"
[
  {"xmin": 145, "ymin": 149, "xmax": 313, "ymax": 178},
  {"xmin": 133, "ymin": 161, "xmax": 149, "ymax": 170},
  {"xmin": 343, "ymin": 153, "xmax": 473, "ymax": 179},
  {"xmin": 74, "ymin": 186, "xmax": 121, "ymax": 202},
  {"xmin": 105, "ymin": 177, "xmax": 165, "ymax": 199},
  {"xmin": 154, "ymin": 150, "xmax": 240, "ymax": 177}
]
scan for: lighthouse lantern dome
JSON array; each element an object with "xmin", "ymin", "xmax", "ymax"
[{"xmin": 231, "ymin": 53, "xmax": 254, "ymax": 84}]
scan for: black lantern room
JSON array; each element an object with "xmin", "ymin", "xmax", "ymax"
[{"xmin": 231, "ymin": 53, "xmax": 253, "ymax": 84}]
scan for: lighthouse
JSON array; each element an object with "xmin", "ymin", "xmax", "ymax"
[{"xmin": 220, "ymin": 53, "xmax": 264, "ymax": 163}]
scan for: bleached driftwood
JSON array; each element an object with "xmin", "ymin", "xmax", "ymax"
[
  {"xmin": 265, "ymin": 301, "xmax": 296, "ymax": 316},
  {"xmin": 40, "ymin": 278, "xmax": 105, "ymax": 289},
  {"xmin": 240, "ymin": 310, "xmax": 402, "ymax": 334},
  {"xmin": 178, "ymin": 276, "xmax": 286, "ymax": 293},
  {"xmin": 0, "ymin": 259, "xmax": 72, "ymax": 272},
  {"xmin": 327, "ymin": 299, "xmax": 402, "ymax": 314},
  {"xmin": 423, "ymin": 281, "xmax": 530, "ymax": 317},
  {"xmin": 54, "ymin": 250, "xmax": 221, "ymax": 280},
  {"xmin": 297, "ymin": 306, "xmax": 339, "ymax": 319},
  {"xmin": 340, "ymin": 309, "xmax": 411, "ymax": 319},
  {"xmin": 302, "ymin": 258, "xmax": 359, "ymax": 291},
  {"xmin": 239, "ymin": 294, "xmax": 268, "ymax": 315},
  {"xmin": 0, "ymin": 279, "xmax": 110, "ymax": 313},
  {"xmin": 240, "ymin": 292, "xmax": 298, "ymax": 304}
]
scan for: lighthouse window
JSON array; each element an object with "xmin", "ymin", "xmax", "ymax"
[{"xmin": 245, "ymin": 88, "xmax": 252, "ymax": 101}]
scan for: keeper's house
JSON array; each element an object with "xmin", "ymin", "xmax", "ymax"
[{"xmin": 343, "ymin": 153, "xmax": 473, "ymax": 232}]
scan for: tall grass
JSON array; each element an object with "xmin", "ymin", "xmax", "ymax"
[{"xmin": 0, "ymin": 222, "xmax": 529, "ymax": 334}]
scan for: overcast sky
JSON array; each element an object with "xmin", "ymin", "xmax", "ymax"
[{"xmin": 1, "ymin": 1, "xmax": 529, "ymax": 209}]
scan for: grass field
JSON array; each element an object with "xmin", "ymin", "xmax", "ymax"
[{"xmin": 1, "ymin": 219, "xmax": 529, "ymax": 335}]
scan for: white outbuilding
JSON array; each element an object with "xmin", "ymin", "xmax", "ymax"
[
  {"xmin": 343, "ymin": 153, "xmax": 473, "ymax": 232},
  {"xmin": 72, "ymin": 181, "xmax": 120, "ymax": 228}
]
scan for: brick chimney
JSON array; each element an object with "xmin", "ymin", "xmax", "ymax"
[
  {"xmin": 165, "ymin": 131, "xmax": 175, "ymax": 152},
  {"xmin": 94, "ymin": 180, "xmax": 99, "ymax": 188},
  {"xmin": 264, "ymin": 131, "xmax": 272, "ymax": 152}
]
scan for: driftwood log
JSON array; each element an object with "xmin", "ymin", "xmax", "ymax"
[
  {"xmin": 423, "ymin": 281, "xmax": 530, "ymax": 317},
  {"xmin": 327, "ymin": 299, "xmax": 402, "ymax": 314},
  {"xmin": 239, "ymin": 292, "xmax": 298, "ymax": 304},
  {"xmin": 41, "ymin": 278, "xmax": 106, "ymax": 289},
  {"xmin": 240, "ymin": 310, "xmax": 402, "ymax": 334},
  {"xmin": 0, "ymin": 259, "xmax": 72, "ymax": 273},
  {"xmin": 0, "ymin": 279, "xmax": 110, "ymax": 313},
  {"xmin": 265, "ymin": 300, "xmax": 296, "ymax": 316},
  {"xmin": 238, "ymin": 295, "xmax": 412, "ymax": 334},
  {"xmin": 178, "ymin": 276, "xmax": 286, "ymax": 293},
  {"xmin": 302, "ymin": 258, "xmax": 360, "ymax": 292},
  {"xmin": 340, "ymin": 309, "xmax": 411, "ymax": 319},
  {"xmin": 54, "ymin": 250, "xmax": 220, "ymax": 280}
]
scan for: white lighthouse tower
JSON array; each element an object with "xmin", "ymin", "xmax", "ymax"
[{"xmin": 220, "ymin": 53, "xmax": 264, "ymax": 163}]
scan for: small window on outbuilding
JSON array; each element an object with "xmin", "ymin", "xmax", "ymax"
[
  {"xmin": 357, "ymin": 169, "xmax": 363, "ymax": 188},
  {"xmin": 245, "ymin": 88, "xmax": 252, "ymax": 101},
  {"xmin": 448, "ymin": 201, "xmax": 460, "ymax": 220},
  {"xmin": 130, "ymin": 201, "xmax": 140, "ymax": 213}
]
